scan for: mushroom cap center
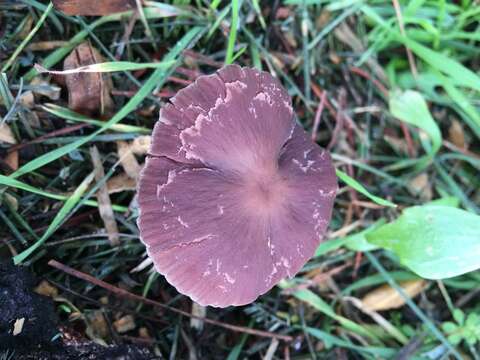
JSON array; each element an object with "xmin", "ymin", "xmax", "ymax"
[{"xmin": 242, "ymin": 166, "xmax": 289, "ymax": 215}]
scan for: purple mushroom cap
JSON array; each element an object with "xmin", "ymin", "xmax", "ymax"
[{"xmin": 137, "ymin": 65, "xmax": 337, "ymax": 307}]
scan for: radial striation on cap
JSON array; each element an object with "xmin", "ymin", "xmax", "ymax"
[{"xmin": 137, "ymin": 65, "xmax": 337, "ymax": 307}]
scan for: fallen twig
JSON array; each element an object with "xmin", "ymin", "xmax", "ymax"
[{"xmin": 48, "ymin": 259, "xmax": 293, "ymax": 342}]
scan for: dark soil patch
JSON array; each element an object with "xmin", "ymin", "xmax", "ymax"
[{"xmin": 0, "ymin": 261, "xmax": 156, "ymax": 360}]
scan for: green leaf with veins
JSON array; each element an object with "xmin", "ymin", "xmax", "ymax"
[{"xmin": 366, "ymin": 205, "xmax": 480, "ymax": 279}]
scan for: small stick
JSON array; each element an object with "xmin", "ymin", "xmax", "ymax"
[
  {"xmin": 7, "ymin": 124, "xmax": 90, "ymax": 153},
  {"xmin": 48, "ymin": 259, "xmax": 293, "ymax": 342}
]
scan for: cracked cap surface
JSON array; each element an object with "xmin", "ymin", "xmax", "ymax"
[{"xmin": 137, "ymin": 65, "xmax": 337, "ymax": 307}]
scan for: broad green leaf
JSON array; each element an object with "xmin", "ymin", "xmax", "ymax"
[
  {"xmin": 314, "ymin": 219, "xmax": 385, "ymax": 257},
  {"xmin": 13, "ymin": 172, "xmax": 95, "ymax": 264},
  {"xmin": 344, "ymin": 219, "xmax": 386, "ymax": 252},
  {"xmin": 336, "ymin": 169, "xmax": 396, "ymax": 207},
  {"xmin": 389, "ymin": 90, "xmax": 442, "ymax": 169},
  {"xmin": 427, "ymin": 196, "xmax": 460, "ymax": 207},
  {"xmin": 366, "ymin": 205, "xmax": 480, "ymax": 279},
  {"xmin": 314, "ymin": 237, "xmax": 346, "ymax": 257}
]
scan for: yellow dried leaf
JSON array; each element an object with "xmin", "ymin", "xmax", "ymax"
[{"xmin": 361, "ymin": 280, "xmax": 427, "ymax": 311}]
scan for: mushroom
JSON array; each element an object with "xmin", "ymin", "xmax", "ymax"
[{"xmin": 137, "ymin": 65, "xmax": 337, "ymax": 307}]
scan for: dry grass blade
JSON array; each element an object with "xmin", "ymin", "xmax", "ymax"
[
  {"xmin": 190, "ymin": 303, "xmax": 206, "ymax": 332},
  {"xmin": 90, "ymin": 146, "xmax": 120, "ymax": 246}
]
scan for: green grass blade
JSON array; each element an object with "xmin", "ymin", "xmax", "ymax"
[
  {"xmin": 225, "ymin": 0, "xmax": 239, "ymax": 64},
  {"xmin": 1, "ymin": 2, "xmax": 53, "ymax": 72},
  {"xmin": 336, "ymin": 169, "xmax": 397, "ymax": 207},
  {"xmin": 278, "ymin": 283, "xmax": 381, "ymax": 342},
  {"xmin": 305, "ymin": 327, "xmax": 396, "ymax": 357},
  {"xmin": 13, "ymin": 172, "xmax": 95, "ymax": 264},
  {"xmin": 365, "ymin": 252, "xmax": 463, "ymax": 360},
  {"xmin": 24, "ymin": 6, "xmax": 191, "ymax": 81},
  {"xmin": 41, "ymin": 104, "xmax": 150, "ymax": 134},
  {"xmin": 12, "ymin": 26, "xmax": 203, "ymax": 179},
  {"xmin": 0, "ymin": 174, "xmax": 127, "ymax": 212}
]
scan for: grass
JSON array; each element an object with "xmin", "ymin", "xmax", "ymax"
[{"xmin": 1, "ymin": 0, "xmax": 480, "ymax": 358}]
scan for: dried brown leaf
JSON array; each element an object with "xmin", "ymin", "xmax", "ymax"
[
  {"xmin": 4, "ymin": 193, "xmax": 18, "ymax": 212},
  {"xmin": 407, "ymin": 173, "xmax": 432, "ymax": 201},
  {"xmin": 52, "ymin": 0, "xmax": 136, "ymax": 16},
  {"xmin": 316, "ymin": 10, "xmax": 331, "ymax": 29},
  {"xmin": 107, "ymin": 173, "xmax": 137, "ymax": 194},
  {"xmin": 138, "ymin": 327, "xmax": 150, "ymax": 339},
  {"xmin": 113, "ymin": 315, "xmax": 136, "ymax": 334},
  {"xmin": 87, "ymin": 310, "xmax": 109, "ymax": 339},
  {"xmin": 117, "ymin": 141, "xmax": 141, "ymax": 180},
  {"xmin": 361, "ymin": 280, "xmax": 427, "ymax": 311},
  {"xmin": 63, "ymin": 43, "xmax": 114, "ymax": 117},
  {"xmin": 384, "ymin": 133, "xmax": 411, "ymax": 156},
  {"xmin": 0, "ymin": 123, "xmax": 16, "ymax": 144},
  {"xmin": 19, "ymin": 91, "xmax": 35, "ymax": 109},
  {"xmin": 34, "ymin": 280, "xmax": 59, "ymax": 298},
  {"xmin": 30, "ymin": 77, "xmax": 61, "ymax": 100},
  {"xmin": 4, "ymin": 151, "xmax": 19, "ymax": 171},
  {"xmin": 131, "ymin": 135, "xmax": 151, "ymax": 155},
  {"xmin": 90, "ymin": 146, "xmax": 120, "ymax": 246},
  {"xmin": 448, "ymin": 119, "xmax": 466, "ymax": 149}
]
